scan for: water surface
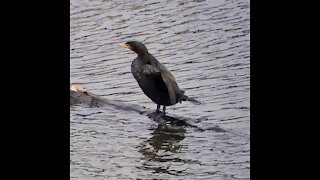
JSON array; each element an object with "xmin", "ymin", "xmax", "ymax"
[{"xmin": 70, "ymin": 0, "xmax": 250, "ymax": 179}]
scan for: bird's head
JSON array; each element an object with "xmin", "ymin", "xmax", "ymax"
[{"xmin": 120, "ymin": 41, "xmax": 149, "ymax": 56}]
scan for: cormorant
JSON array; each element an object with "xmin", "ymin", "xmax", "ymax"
[{"xmin": 120, "ymin": 41, "xmax": 200, "ymax": 113}]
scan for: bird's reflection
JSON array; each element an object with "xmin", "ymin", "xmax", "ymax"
[
  {"xmin": 138, "ymin": 113, "xmax": 205, "ymax": 175},
  {"xmin": 137, "ymin": 123, "xmax": 196, "ymax": 175},
  {"xmin": 139, "ymin": 124, "xmax": 186, "ymax": 162}
]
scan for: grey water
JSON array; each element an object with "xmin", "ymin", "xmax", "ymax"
[{"xmin": 70, "ymin": 0, "xmax": 250, "ymax": 179}]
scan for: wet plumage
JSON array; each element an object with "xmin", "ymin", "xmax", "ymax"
[{"xmin": 120, "ymin": 41, "xmax": 200, "ymax": 113}]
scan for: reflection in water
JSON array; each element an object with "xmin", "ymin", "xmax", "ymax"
[
  {"xmin": 138, "ymin": 125, "xmax": 187, "ymax": 174},
  {"xmin": 139, "ymin": 125, "xmax": 186, "ymax": 160}
]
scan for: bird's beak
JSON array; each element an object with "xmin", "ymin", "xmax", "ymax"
[{"xmin": 119, "ymin": 43, "xmax": 131, "ymax": 49}]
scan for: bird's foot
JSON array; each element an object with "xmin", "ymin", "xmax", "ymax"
[
  {"xmin": 147, "ymin": 110, "xmax": 166, "ymax": 125},
  {"xmin": 154, "ymin": 111, "xmax": 166, "ymax": 126},
  {"xmin": 148, "ymin": 110, "xmax": 165, "ymax": 117}
]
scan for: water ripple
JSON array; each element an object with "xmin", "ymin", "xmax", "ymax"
[{"xmin": 71, "ymin": 0, "xmax": 250, "ymax": 179}]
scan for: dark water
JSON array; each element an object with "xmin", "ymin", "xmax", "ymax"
[{"xmin": 70, "ymin": 0, "xmax": 250, "ymax": 179}]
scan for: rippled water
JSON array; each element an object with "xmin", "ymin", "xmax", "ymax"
[{"xmin": 70, "ymin": 0, "xmax": 250, "ymax": 179}]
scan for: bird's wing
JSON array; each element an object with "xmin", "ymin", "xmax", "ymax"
[
  {"xmin": 156, "ymin": 61, "xmax": 182, "ymax": 104},
  {"xmin": 157, "ymin": 63, "xmax": 180, "ymax": 92},
  {"xmin": 161, "ymin": 72, "xmax": 176, "ymax": 104},
  {"xmin": 147, "ymin": 54, "xmax": 179, "ymax": 104},
  {"xmin": 143, "ymin": 64, "xmax": 176, "ymax": 104},
  {"xmin": 142, "ymin": 64, "xmax": 161, "ymax": 75}
]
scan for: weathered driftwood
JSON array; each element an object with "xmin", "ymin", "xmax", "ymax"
[{"xmin": 70, "ymin": 84, "xmax": 226, "ymax": 132}]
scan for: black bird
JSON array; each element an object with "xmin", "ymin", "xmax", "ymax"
[{"xmin": 120, "ymin": 41, "xmax": 200, "ymax": 113}]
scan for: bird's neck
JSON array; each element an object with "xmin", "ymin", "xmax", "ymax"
[{"xmin": 138, "ymin": 53, "xmax": 150, "ymax": 64}]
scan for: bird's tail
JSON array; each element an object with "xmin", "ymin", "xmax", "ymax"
[{"xmin": 181, "ymin": 94, "xmax": 201, "ymax": 105}]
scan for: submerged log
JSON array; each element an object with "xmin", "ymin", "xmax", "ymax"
[
  {"xmin": 70, "ymin": 84, "xmax": 226, "ymax": 132},
  {"xmin": 70, "ymin": 84, "xmax": 147, "ymax": 113}
]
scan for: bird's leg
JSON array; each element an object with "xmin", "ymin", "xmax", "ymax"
[
  {"xmin": 163, "ymin": 106, "xmax": 166, "ymax": 113},
  {"xmin": 149, "ymin": 104, "xmax": 161, "ymax": 119}
]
